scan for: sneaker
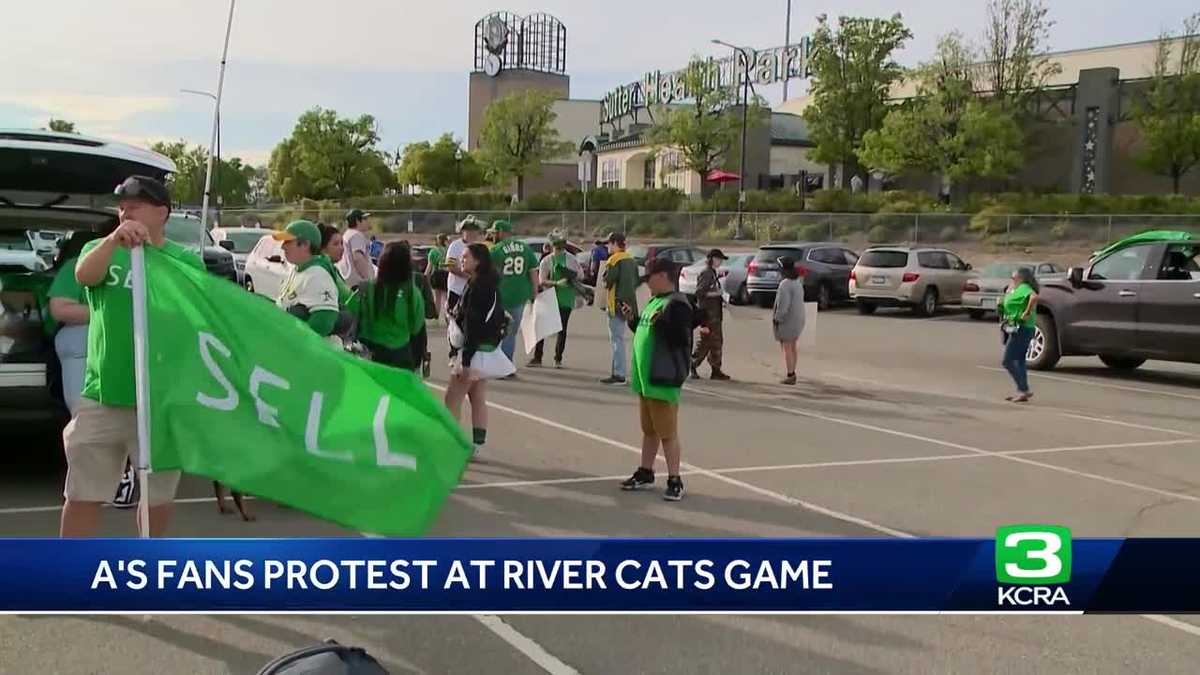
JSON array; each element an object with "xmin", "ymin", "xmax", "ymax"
[
  {"xmin": 710, "ymin": 371, "xmax": 731, "ymax": 381},
  {"xmin": 621, "ymin": 468, "xmax": 655, "ymax": 490},
  {"xmin": 554, "ymin": 360, "xmax": 563, "ymax": 369},
  {"xmin": 600, "ymin": 376, "xmax": 626, "ymax": 385},
  {"xmin": 527, "ymin": 359, "xmax": 543, "ymax": 368},
  {"xmin": 422, "ymin": 352, "xmax": 432, "ymax": 378},
  {"xmin": 690, "ymin": 367, "xmax": 700, "ymax": 379},
  {"xmin": 781, "ymin": 374, "xmax": 797, "ymax": 385},
  {"xmin": 503, "ymin": 373, "xmax": 518, "ymax": 381},
  {"xmin": 663, "ymin": 477, "xmax": 685, "ymax": 502}
]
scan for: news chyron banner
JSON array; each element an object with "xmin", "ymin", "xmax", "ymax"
[{"xmin": 2, "ymin": 527, "xmax": 1197, "ymax": 613}]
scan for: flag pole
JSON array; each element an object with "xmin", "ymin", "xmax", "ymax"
[
  {"xmin": 199, "ymin": 0, "xmax": 237, "ymax": 232},
  {"xmin": 131, "ymin": 246, "xmax": 152, "ymax": 538}
]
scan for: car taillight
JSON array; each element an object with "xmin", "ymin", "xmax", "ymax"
[
  {"xmin": 963, "ymin": 280, "xmax": 980, "ymax": 292},
  {"xmin": 748, "ymin": 261, "xmax": 759, "ymax": 275},
  {"xmin": 849, "ymin": 270, "xmax": 857, "ymax": 281},
  {"xmin": 796, "ymin": 266, "xmax": 809, "ymax": 277},
  {"xmin": 902, "ymin": 272, "xmax": 920, "ymax": 283}
]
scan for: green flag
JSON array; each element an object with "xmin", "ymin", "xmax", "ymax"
[{"xmin": 140, "ymin": 247, "xmax": 470, "ymax": 536}]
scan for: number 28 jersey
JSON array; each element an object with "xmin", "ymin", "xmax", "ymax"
[{"xmin": 490, "ymin": 239, "xmax": 539, "ymax": 307}]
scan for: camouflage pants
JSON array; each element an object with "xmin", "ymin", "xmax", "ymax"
[{"xmin": 692, "ymin": 313, "xmax": 724, "ymax": 372}]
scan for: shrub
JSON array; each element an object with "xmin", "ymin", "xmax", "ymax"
[
  {"xmin": 867, "ymin": 225, "xmax": 893, "ymax": 242},
  {"xmin": 969, "ymin": 204, "xmax": 1015, "ymax": 236},
  {"xmin": 939, "ymin": 226, "xmax": 960, "ymax": 241},
  {"xmin": 808, "ymin": 189, "xmax": 852, "ymax": 212},
  {"xmin": 799, "ymin": 223, "xmax": 830, "ymax": 241}
]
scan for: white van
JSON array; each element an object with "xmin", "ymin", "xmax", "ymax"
[{"xmin": 0, "ymin": 129, "xmax": 175, "ymax": 423}]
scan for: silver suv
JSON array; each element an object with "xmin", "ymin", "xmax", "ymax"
[{"xmin": 850, "ymin": 246, "xmax": 973, "ymax": 316}]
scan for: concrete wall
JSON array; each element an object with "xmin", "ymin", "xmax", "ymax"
[{"xmin": 467, "ymin": 70, "xmax": 570, "ymax": 150}]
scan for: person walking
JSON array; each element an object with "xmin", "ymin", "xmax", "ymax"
[
  {"xmin": 488, "ymin": 219, "xmax": 539, "ymax": 369},
  {"xmin": 337, "ymin": 209, "xmax": 375, "ymax": 287},
  {"xmin": 773, "ymin": 257, "xmax": 807, "ymax": 385},
  {"xmin": 601, "ymin": 232, "xmax": 639, "ymax": 385},
  {"xmin": 587, "ymin": 239, "xmax": 609, "ymax": 285},
  {"xmin": 61, "ymin": 175, "xmax": 201, "ymax": 537},
  {"xmin": 530, "ymin": 232, "xmax": 582, "ymax": 368},
  {"xmin": 1000, "ymin": 266, "xmax": 1039, "ymax": 403},
  {"xmin": 446, "ymin": 216, "xmax": 484, "ymax": 313},
  {"xmin": 691, "ymin": 248, "xmax": 731, "ymax": 381},
  {"xmin": 444, "ymin": 243, "xmax": 505, "ymax": 455},
  {"xmin": 425, "ymin": 232, "xmax": 450, "ymax": 320},
  {"xmin": 357, "ymin": 242, "xmax": 425, "ymax": 371},
  {"xmin": 619, "ymin": 258, "xmax": 701, "ymax": 502}
]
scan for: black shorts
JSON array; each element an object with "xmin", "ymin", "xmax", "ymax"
[{"xmin": 431, "ymin": 270, "xmax": 449, "ymax": 291}]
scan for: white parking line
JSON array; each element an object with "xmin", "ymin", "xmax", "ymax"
[
  {"xmin": 1057, "ymin": 413, "xmax": 1197, "ymax": 438},
  {"xmin": 685, "ymin": 385, "xmax": 1200, "ymax": 505},
  {"xmin": 976, "ymin": 366, "xmax": 1200, "ymax": 402},
  {"xmin": 474, "ymin": 614, "xmax": 581, "ymax": 675},
  {"xmin": 0, "ymin": 494, "xmax": 255, "ymax": 516}
]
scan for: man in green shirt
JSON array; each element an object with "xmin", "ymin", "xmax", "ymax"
[
  {"xmin": 62, "ymin": 175, "xmax": 204, "ymax": 537},
  {"xmin": 601, "ymin": 232, "xmax": 640, "ymax": 385},
  {"xmin": 488, "ymin": 219, "xmax": 539, "ymax": 365},
  {"xmin": 530, "ymin": 233, "xmax": 583, "ymax": 368}
]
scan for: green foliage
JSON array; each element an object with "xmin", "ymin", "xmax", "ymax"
[
  {"xmin": 804, "ymin": 13, "xmax": 913, "ymax": 190},
  {"xmin": 267, "ymin": 108, "xmax": 395, "ymax": 201},
  {"xmin": 149, "ymin": 140, "xmax": 255, "ymax": 206},
  {"xmin": 969, "ymin": 204, "xmax": 1015, "ymax": 235},
  {"xmin": 1132, "ymin": 14, "xmax": 1200, "ymax": 194},
  {"xmin": 477, "ymin": 90, "xmax": 574, "ymax": 200},
  {"xmin": 396, "ymin": 134, "xmax": 485, "ymax": 192},
  {"xmin": 46, "ymin": 119, "xmax": 77, "ymax": 134}
]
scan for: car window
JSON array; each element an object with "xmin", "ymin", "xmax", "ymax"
[
  {"xmin": 755, "ymin": 247, "xmax": 802, "ymax": 264},
  {"xmin": 917, "ymin": 252, "xmax": 950, "ymax": 269},
  {"xmin": 860, "ymin": 250, "xmax": 908, "ymax": 268},
  {"xmin": 0, "ymin": 233, "xmax": 33, "ymax": 251},
  {"xmin": 807, "ymin": 248, "xmax": 834, "ymax": 264},
  {"xmin": 224, "ymin": 231, "xmax": 268, "ymax": 253},
  {"xmin": 1038, "ymin": 264, "xmax": 1056, "ymax": 275},
  {"xmin": 251, "ymin": 236, "xmax": 283, "ymax": 260},
  {"xmin": 945, "ymin": 253, "xmax": 968, "ymax": 270},
  {"xmin": 841, "ymin": 250, "xmax": 859, "ymax": 266},
  {"xmin": 1157, "ymin": 245, "xmax": 1200, "ymax": 281},
  {"xmin": 669, "ymin": 249, "xmax": 692, "ymax": 263},
  {"xmin": 1091, "ymin": 245, "xmax": 1155, "ymax": 281},
  {"xmin": 626, "ymin": 245, "xmax": 648, "ymax": 263}
]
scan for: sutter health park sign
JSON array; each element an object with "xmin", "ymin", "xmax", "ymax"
[{"xmin": 600, "ymin": 40, "xmax": 811, "ymax": 125}]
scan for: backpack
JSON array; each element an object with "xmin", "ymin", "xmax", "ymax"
[
  {"xmin": 648, "ymin": 293, "xmax": 693, "ymax": 388},
  {"xmin": 257, "ymin": 639, "xmax": 389, "ymax": 675}
]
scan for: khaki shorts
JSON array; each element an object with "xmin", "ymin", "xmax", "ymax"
[
  {"xmin": 639, "ymin": 396, "xmax": 679, "ymax": 441},
  {"xmin": 62, "ymin": 399, "xmax": 180, "ymax": 506}
]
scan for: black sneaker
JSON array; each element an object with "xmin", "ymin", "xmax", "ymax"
[
  {"xmin": 620, "ymin": 468, "xmax": 655, "ymax": 491},
  {"xmin": 711, "ymin": 371, "xmax": 731, "ymax": 381},
  {"xmin": 690, "ymin": 367, "xmax": 700, "ymax": 379},
  {"xmin": 554, "ymin": 360, "xmax": 563, "ymax": 369},
  {"xmin": 663, "ymin": 477, "xmax": 685, "ymax": 502},
  {"xmin": 600, "ymin": 376, "xmax": 626, "ymax": 385},
  {"xmin": 528, "ymin": 358, "xmax": 543, "ymax": 368}
]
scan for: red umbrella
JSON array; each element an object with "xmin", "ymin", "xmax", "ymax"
[{"xmin": 705, "ymin": 169, "xmax": 741, "ymax": 183}]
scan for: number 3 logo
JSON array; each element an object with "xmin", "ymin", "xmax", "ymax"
[
  {"xmin": 1004, "ymin": 532, "xmax": 1061, "ymax": 578},
  {"xmin": 995, "ymin": 525, "xmax": 1072, "ymax": 584}
]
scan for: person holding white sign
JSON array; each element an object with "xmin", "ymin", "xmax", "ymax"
[
  {"xmin": 772, "ymin": 257, "xmax": 807, "ymax": 386},
  {"xmin": 530, "ymin": 233, "xmax": 582, "ymax": 368}
]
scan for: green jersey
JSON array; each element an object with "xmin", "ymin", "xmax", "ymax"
[
  {"xmin": 358, "ymin": 280, "xmax": 425, "ymax": 349},
  {"xmin": 426, "ymin": 247, "xmax": 445, "ymax": 272},
  {"xmin": 630, "ymin": 294, "xmax": 682, "ymax": 404},
  {"xmin": 546, "ymin": 252, "xmax": 577, "ymax": 309},
  {"xmin": 46, "ymin": 257, "xmax": 86, "ymax": 335},
  {"xmin": 80, "ymin": 239, "xmax": 204, "ymax": 407},
  {"xmin": 490, "ymin": 238, "xmax": 538, "ymax": 308},
  {"xmin": 1001, "ymin": 283, "xmax": 1037, "ymax": 329}
]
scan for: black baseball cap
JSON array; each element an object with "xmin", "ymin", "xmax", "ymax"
[
  {"xmin": 707, "ymin": 248, "xmax": 728, "ymax": 260},
  {"xmin": 346, "ymin": 208, "xmax": 371, "ymax": 224},
  {"xmin": 113, "ymin": 175, "xmax": 170, "ymax": 208},
  {"xmin": 644, "ymin": 257, "xmax": 674, "ymax": 278},
  {"xmin": 607, "ymin": 232, "xmax": 626, "ymax": 245}
]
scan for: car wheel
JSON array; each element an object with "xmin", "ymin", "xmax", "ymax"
[
  {"xmin": 1099, "ymin": 355, "xmax": 1146, "ymax": 371},
  {"xmin": 856, "ymin": 301, "xmax": 877, "ymax": 315},
  {"xmin": 914, "ymin": 287, "xmax": 938, "ymax": 317},
  {"xmin": 1027, "ymin": 313, "xmax": 1061, "ymax": 371},
  {"xmin": 755, "ymin": 293, "xmax": 773, "ymax": 309},
  {"xmin": 244, "ymin": 276, "xmax": 255, "ymax": 293},
  {"xmin": 737, "ymin": 284, "xmax": 751, "ymax": 306},
  {"xmin": 967, "ymin": 309, "xmax": 986, "ymax": 320},
  {"xmin": 817, "ymin": 283, "xmax": 833, "ymax": 311}
]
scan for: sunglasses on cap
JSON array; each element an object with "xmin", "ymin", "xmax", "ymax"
[{"xmin": 113, "ymin": 177, "xmax": 169, "ymax": 207}]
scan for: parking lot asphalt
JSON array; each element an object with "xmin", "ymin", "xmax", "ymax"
[{"xmin": 4, "ymin": 298, "xmax": 1200, "ymax": 674}]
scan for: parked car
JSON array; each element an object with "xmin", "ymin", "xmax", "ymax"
[
  {"xmin": 0, "ymin": 128, "xmax": 174, "ymax": 422},
  {"xmin": 627, "ymin": 244, "xmax": 706, "ymax": 283},
  {"xmin": 1029, "ymin": 231, "xmax": 1200, "ymax": 371},
  {"xmin": 164, "ymin": 213, "xmax": 239, "ymax": 285},
  {"xmin": 0, "ymin": 230, "xmax": 48, "ymax": 273},
  {"xmin": 850, "ymin": 247, "xmax": 973, "ymax": 316},
  {"xmin": 746, "ymin": 243, "xmax": 859, "ymax": 310},
  {"xmin": 243, "ymin": 234, "xmax": 290, "ymax": 300},
  {"xmin": 519, "ymin": 236, "xmax": 584, "ymax": 259},
  {"xmin": 29, "ymin": 230, "xmax": 64, "ymax": 260},
  {"xmin": 678, "ymin": 253, "xmax": 754, "ymax": 304},
  {"xmin": 962, "ymin": 261, "xmax": 1066, "ymax": 320},
  {"xmin": 211, "ymin": 226, "xmax": 270, "ymax": 289}
]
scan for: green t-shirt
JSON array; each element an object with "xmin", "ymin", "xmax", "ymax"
[
  {"xmin": 313, "ymin": 255, "xmax": 353, "ymax": 307},
  {"xmin": 427, "ymin": 247, "xmax": 445, "ymax": 272},
  {"xmin": 491, "ymin": 238, "xmax": 538, "ymax": 308},
  {"xmin": 45, "ymin": 258, "xmax": 85, "ymax": 335},
  {"xmin": 630, "ymin": 294, "xmax": 682, "ymax": 404},
  {"xmin": 80, "ymin": 239, "xmax": 204, "ymax": 407},
  {"xmin": 1001, "ymin": 283, "xmax": 1037, "ymax": 329},
  {"xmin": 358, "ymin": 280, "xmax": 425, "ymax": 349},
  {"xmin": 547, "ymin": 252, "xmax": 577, "ymax": 309}
]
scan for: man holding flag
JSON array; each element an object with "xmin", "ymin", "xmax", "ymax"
[{"xmin": 60, "ymin": 176, "xmax": 202, "ymax": 537}]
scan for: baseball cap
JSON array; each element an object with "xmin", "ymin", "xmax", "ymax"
[
  {"xmin": 456, "ymin": 215, "xmax": 484, "ymax": 232},
  {"xmin": 489, "ymin": 219, "xmax": 513, "ymax": 234},
  {"xmin": 707, "ymin": 248, "xmax": 728, "ymax": 260},
  {"xmin": 113, "ymin": 175, "xmax": 171, "ymax": 208},
  {"xmin": 607, "ymin": 232, "xmax": 626, "ymax": 245},
  {"xmin": 272, "ymin": 220, "xmax": 322, "ymax": 249},
  {"xmin": 644, "ymin": 257, "xmax": 674, "ymax": 278},
  {"xmin": 346, "ymin": 209, "xmax": 370, "ymax": 224},
  {"xmin": 549, "ymin": 230, "xmax": 568, "ymax": 246}
]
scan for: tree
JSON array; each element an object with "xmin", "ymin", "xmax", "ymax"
[
  {"xmin": 647, "ymin": 58, "xmax": 768, "ymax": 195},
  {"xmin": 981, "ymin": 0, "xmax": 1061, "ymax": 111},
  {"xmin": 860, "ymin": 33, "xmax": 1023, "ymax": 193},
  {"xmin": 150, "ymin": 140, "xmax": 255, "ymax": 206},
  {"xmin": 46, "ymin": 118, "xmax": 77, "ymax": 134},
  {"xmin": 803, "ymin": 14, "xmax": 913, "ymax": 191},
  {"xmin": 266, "ymin": 108, "xmax": 395, "ymax": 200},
  {"xmin": 397, "ymin": 134, "xmax": 485, "ymax": 192},
  {"xmin": 1133, "ymin": 14, "xmax": 1200, "ymax": 194},
  {"xmin": 476, "ymin": 90, "xmax": 573, "ymax": 200}
]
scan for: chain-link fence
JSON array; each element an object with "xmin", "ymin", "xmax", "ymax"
[{"xmin": 219, "ymin": 207, "xmax": 1200, "ymax": 252}]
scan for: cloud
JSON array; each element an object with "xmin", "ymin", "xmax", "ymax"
[{"xmin": 0, "ymin": 93, "xmax": 177, "ymax": 130}]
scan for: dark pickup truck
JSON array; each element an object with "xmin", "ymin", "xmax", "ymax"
[{"xmin": 1029, "ymin": 232, "xmax": 1200, "ymax": 371}]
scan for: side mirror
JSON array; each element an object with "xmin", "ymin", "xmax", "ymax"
[
  {"xmin": 964, "ymin": 263, "xmax": 973, "ymax": 271},
  {"xmin": 267, "ymin": 255, "xmax": 283, "ymax": 264},
  {"xmin": 1068, "ymin": 267, "xmax": 1084, "ymax": 288},
  {"xmin": 218, "ymin": 240, "xmax": 235, "ymax": 251}
]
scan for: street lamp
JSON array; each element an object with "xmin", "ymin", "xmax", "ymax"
[
  {"xmin": 454, "ymin": 147, "xmax": 464, "ymax": 190},
  {"xmin": 712, "ymin": 38, "xmax": 751, "ymax": 240},
  {"xmin": 194, "ymin": 0, "xmax": 237, "ymax": 232},
  {"xmin": 181, "ymin": 89, "xmax": 221, "ymax": 216}
]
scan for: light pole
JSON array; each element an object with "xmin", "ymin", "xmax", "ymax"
[
  {"xmin": 783, "ymin": 0, "xmax": 793, "ymax": 102},
  {"xmin": 181, "ymin": 89, "xmax": 220, "ymax": 220},
  {"xmin": 712, "ymin": 39, "xmax": 751, "ymax": 240},
  {"xmin": 197, "ymin": 0, "xmax": 237, "ymax": 232},
  {"xmin": 454, "ymin": 147, "xmax": 464, "ymax": 190}
]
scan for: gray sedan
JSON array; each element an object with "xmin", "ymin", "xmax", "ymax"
[
  {"xmin": 961, "ymin": 261, "xmax": 1065, "ymax": 319},
  {"xmin": 678, "ymin": 253, "xmax": 754, "ymax": 304}
]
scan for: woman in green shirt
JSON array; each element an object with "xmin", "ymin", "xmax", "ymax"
[
  {"xmin": 426, "ymin": 233, "xmax": 449, "ymax": 320},
  {"xmin": 999, "ymin": 266, "xmax": 1040, "ymax": 403},
  {"xmin": 358, "ymin": 241, "xmax": 425, "ymax": 371}
]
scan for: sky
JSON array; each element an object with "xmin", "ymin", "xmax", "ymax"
[{"xmin": 2, "ymin": 0, "xmax": 1195, "ymax": 167}]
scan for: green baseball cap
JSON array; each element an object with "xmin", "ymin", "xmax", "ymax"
[
  {"xmin": 488, "ymin": 219, "xmax": 513, "ymax": 234},
  {"xmin": 272, "ymin": 219, "xmax": 322, "ymax": 249}
]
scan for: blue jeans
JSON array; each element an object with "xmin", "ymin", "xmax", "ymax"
[
  {"xmin": 55, "ymin": 324, "xmax": 88, "ymax": 414},
  {"xmin": 1002, "ymin": 326, "xmax": 1035, "ymax": 393},
  {"xmin": 608, "ymin": 313, "xmax": 628, "ymax": 379},
  {"xmin": 500, "ymin": 303, "xmax": 525, "ymax": 362}
]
